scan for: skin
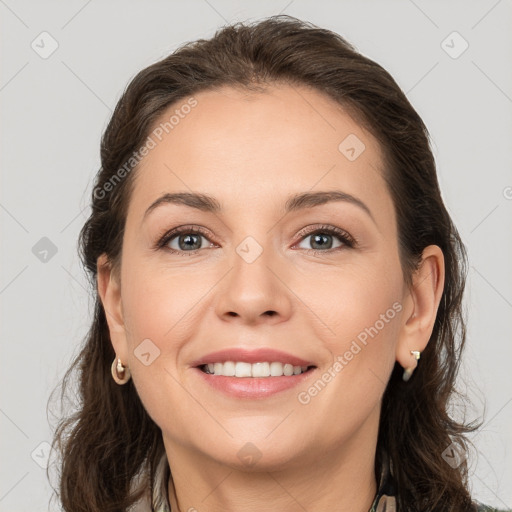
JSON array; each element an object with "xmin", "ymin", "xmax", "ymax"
[{"xmin": 97, "ymin": 83, "xmax": 445, "ymax": 512}]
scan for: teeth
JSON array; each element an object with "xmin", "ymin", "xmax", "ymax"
[
  {"xmin": 202, "ymin": 361, "xmax": 309, "ymax": 377},
  {"xmin": 252, "ymin": 362, "xmax": 270, "ymax": 377},
  {"xmin": 235, "ymin": 362, "xmax": 252, "ymax": 377}
]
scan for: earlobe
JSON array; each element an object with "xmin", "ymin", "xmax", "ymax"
[
  {"xmin": 396, "ymin": 245, "xmax": 445, "ymax": 380},
  {"xmin": 96, "ymin": 254, "xmax": 129, "ymax": 360}
]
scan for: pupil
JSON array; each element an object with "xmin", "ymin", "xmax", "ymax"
[
  {"xmin": 179, "ymin": 234, "xmax": 201, "ymax": 251},
  {"xmin": 311, "ymin": 233, "xmax": 332, "ymax": 250}
]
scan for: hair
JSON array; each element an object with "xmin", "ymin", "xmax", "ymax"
[{"xmin": 48, "ymin": 14, "xmax": 482, "ymax": 512}]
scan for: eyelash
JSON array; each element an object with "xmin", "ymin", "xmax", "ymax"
[{"xmin": 154, "ymin": 224, "xmax": 357, "ymax": 256}]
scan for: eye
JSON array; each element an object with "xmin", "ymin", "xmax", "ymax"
[
  {"xmin": 295, "ymin": 225, "xmax": 356, "ymax": 253},
  {"xmin": 155, "ymin": 226, "xmax": 215, "ymax": 255},
  {"xmin": 154, "ymin": 224, "xmax": 356, "ymax": 256}
]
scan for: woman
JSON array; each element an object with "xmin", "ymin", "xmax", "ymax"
[{"xmin": 50, "ymin": 15, "xmax": 508, "ymax": 512}]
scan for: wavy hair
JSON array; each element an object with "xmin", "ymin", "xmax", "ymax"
[{"xmin": 48, "ymin": 15, "xmax": 481, "ymax": 511}]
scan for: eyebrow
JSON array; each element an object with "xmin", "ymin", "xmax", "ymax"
[{"xmin": 142, "ymin": 190, "xmax": 376, "ymax": 224}]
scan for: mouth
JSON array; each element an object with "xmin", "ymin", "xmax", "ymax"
[
  {"xmin": 197, "ymin": 361, "xmax": 316, "ymax": 377},
  {"xmin": 190, "ymin": 348, "xmax": 318, "ymax": 398},
  {"xmin": 193, "ymin": 361, "xmax": 317, "ymax": 399}
]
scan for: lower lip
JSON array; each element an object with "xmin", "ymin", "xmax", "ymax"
[{"xmin": 193, "ymin": 367, "xmax": 316, "ymax": 399}]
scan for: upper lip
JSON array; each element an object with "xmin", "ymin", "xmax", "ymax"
[{"xmin": 190, "ymin": 348, "xmax": 316, "ymax": 368}]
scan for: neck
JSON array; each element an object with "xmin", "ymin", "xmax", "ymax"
[{"xmin": 164, "ymin": 418, "xmax": 379, "ymax": 512}]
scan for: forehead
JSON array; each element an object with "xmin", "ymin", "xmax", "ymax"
[{"xmin": 127, "ymin": 83, "xmax": 392, "ymax": 223}]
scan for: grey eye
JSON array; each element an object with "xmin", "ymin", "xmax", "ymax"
[
  {"xmin": 167, "ymin": 233, "xmax": 208, "ymax": 251},
  {"xmin": 297, "ymin": 232, "xmax": 344, "ymax": 251}
]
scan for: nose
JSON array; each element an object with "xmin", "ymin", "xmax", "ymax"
[{"xmin": 214, "ymin": 244, "xmax": 293, "ymax": 326}]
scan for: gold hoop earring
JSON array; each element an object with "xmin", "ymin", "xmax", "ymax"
[
  {"xmin": 402, "ymin": 350, "xmax": 421, "ymax": 382},
  {"xmin": 111, "ymin": 357, "xmax": 131, "ymax": 385}
]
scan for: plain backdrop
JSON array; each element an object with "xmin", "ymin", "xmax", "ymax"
[{"xmin": 1, "ymin": 1, "xmax": 511, "ymax": 510}]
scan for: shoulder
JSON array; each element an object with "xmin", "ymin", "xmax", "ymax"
[{"xmin": 472, "ymin": 500, "xmax": 512, "ymax": 512}]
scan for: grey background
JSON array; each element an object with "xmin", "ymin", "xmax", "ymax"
[{"xmin": 1, "ymin": 0, "xmax": 511, "ymax": 510}]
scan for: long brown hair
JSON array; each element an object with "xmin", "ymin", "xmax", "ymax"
[{"xmin": 48, "ymin": 15, "xmax": 481, "ymax": 511}]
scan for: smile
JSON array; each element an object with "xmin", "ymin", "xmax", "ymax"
[{"xmin": 201, "ymin": 361, "xmax": 311, "ymax": 377}]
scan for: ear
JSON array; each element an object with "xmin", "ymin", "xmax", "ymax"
[
  {"xmin": 396, "ymin": 245, "xmax": 445, "ymax": 375},
  {"xmin": 97, "ymin": 253, "xmax": 129, "ymax": 363}
]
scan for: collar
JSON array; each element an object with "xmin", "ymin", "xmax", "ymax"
[{"xmin": 151, "ymin": 450, "xmax": 397, "ymax": 512}]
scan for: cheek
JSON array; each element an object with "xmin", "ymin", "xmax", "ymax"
[
  {"xmin": 299, "ymin": 259, "xmax": 402, "ymax": 345},
  {"xmin": 128, "ymin": 361, "xmax": 197, "ymax": 440},
  {"xmin": 120, "ymin": 253, "xmax": 210, "ymax": 343},
  {"xmin": 119, "ymin": 256, "xmax": 216, "ymax": 417},
  {"xmin": 332, "ymin": 280, "xmax": 402, "ymax": 350},
  {"xmin": 118, "ymin": 262, "xmax": 196, "ymax": 430},
  {"xmin": 294, "ymin": 270, "xmax": 401, "ymax": 432},
  {"xmin": 293, "ymin": 258, "xmax": 402, "ymax": 409}
]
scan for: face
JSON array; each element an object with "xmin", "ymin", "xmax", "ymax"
[{"xmin": 105, "ymin": 83, "xmax": 410, "ymax": 471}]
